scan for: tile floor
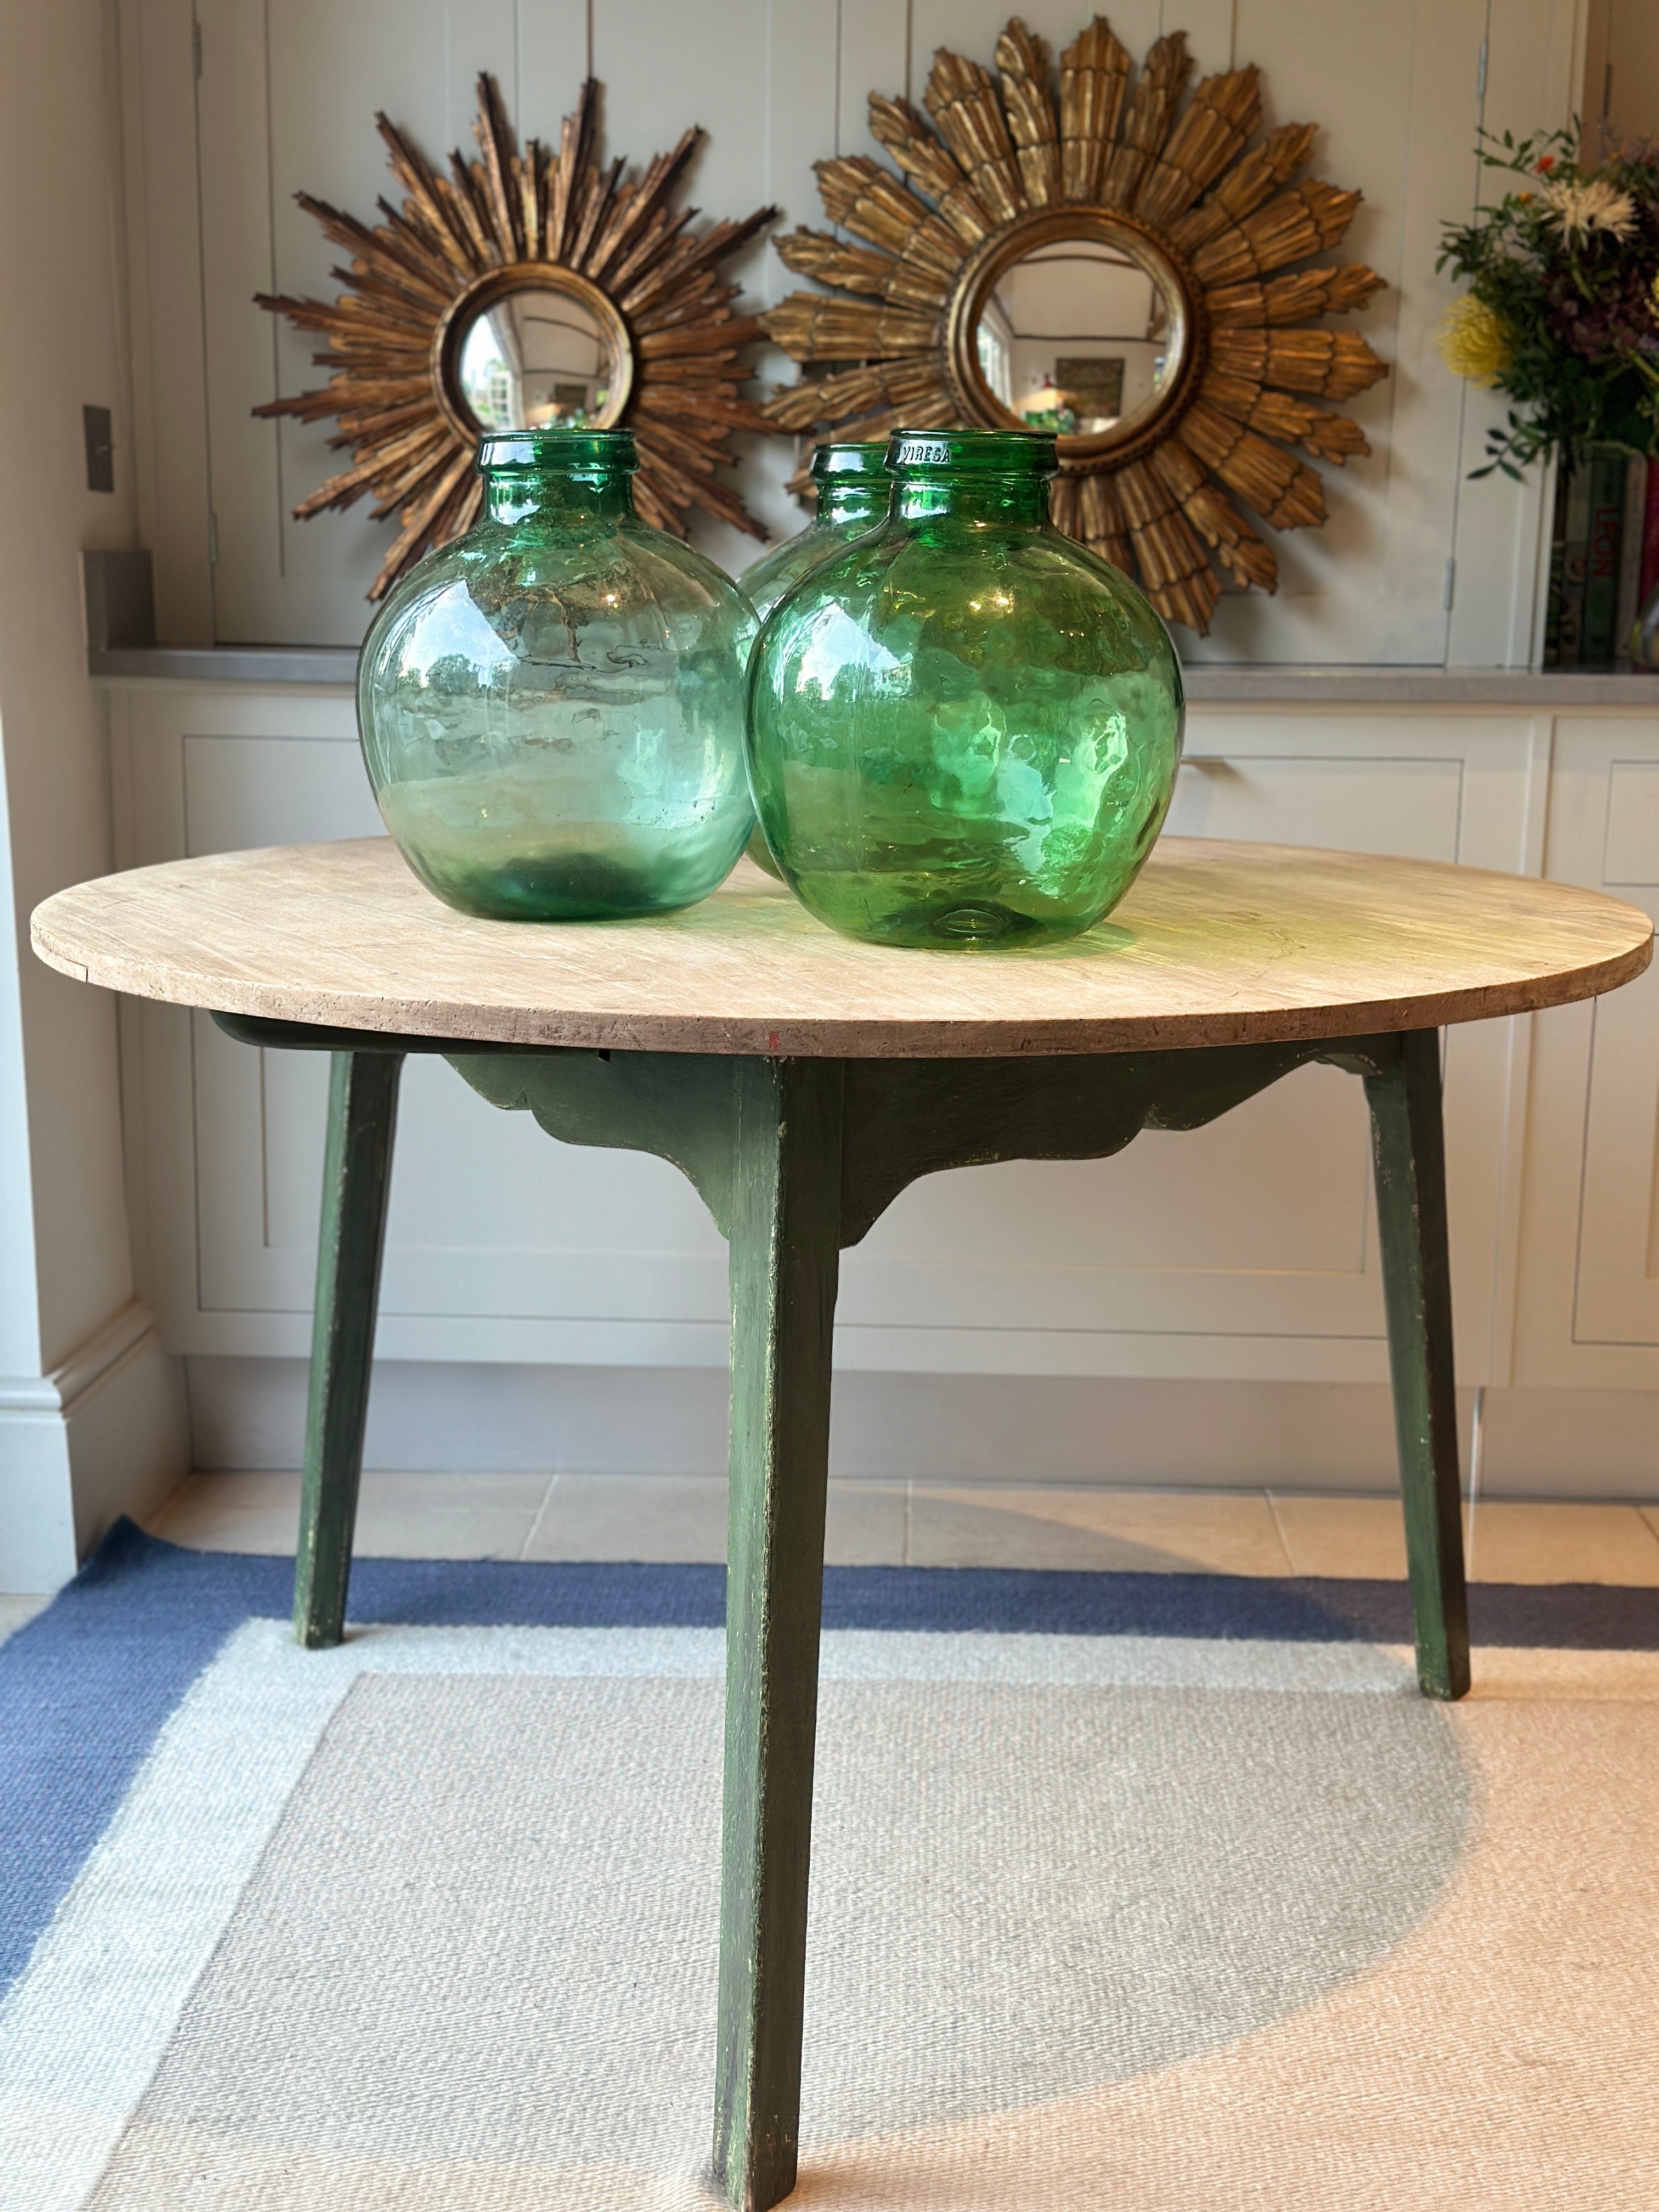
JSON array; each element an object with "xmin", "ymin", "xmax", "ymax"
[
  {"xmin": 123, "ymin": 1470, "xmax": 1659, "ymax": 1586},
  {"xmin": 0, "ymin": 1593, "xmax": 50, "ymax": 1646}
]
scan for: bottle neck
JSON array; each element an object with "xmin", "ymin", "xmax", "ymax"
[
  {"xmin": 816, "ymin": 482, "xmax": 888, "ymax": 532},
  {"xmin": 893, "ymin": 473, "xmax": 1052, "ymax": 528},
  {"xmin": 483, "ymin": 469, "xmax": 635, "ymax": 527}
]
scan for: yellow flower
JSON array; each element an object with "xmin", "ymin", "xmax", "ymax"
[{"xmin": 1438, "ymin": 295, "xmax": 1512, "ymax": 387}]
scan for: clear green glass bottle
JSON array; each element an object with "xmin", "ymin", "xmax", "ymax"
[
  {"xmin": 740, "ymin": 441, "xmax": 891, "ymax": 622},
  {"xmin": 358, "ymin": 428, "xmax": 755, "ymax": 921},
  {"xmin": 746, "ymin": 428, "xmax": 1184, "ymax": 948},
  {"xmin": 738, "ymin": 442, "xmax": 890, "ymax": 877}
]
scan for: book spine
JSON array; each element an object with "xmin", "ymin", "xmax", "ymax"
[
  {"xmin": 1582, "ymin": 448, "xmax": 1626, "ymax": 665},
  {"xmin": 1615, "ymin": 455, "xmax": 1648, "ymax": 666},
  {"xmin": 1640, "ymin": 463, "xmax": 1659, "ymax": 614},
  {"xmin": 1543, "ymin": 461, "xmax": 1571, "ymax": 667},
  {"xmin": 1556, "ymin": 458, "xmax": 1592, "ymax": 667}
]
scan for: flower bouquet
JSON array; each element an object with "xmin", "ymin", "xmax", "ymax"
[{"xmin": 1437, "ymin": 128, "xmax": 1659, "ymax": 478}]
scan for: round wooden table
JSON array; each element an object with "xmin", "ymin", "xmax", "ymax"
[{"xmin": 31, "ymin": 834, "xmax": 1652, "ymax": 2212}]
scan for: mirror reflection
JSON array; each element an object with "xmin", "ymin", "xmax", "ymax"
[
  {"xmin": 454, "ymin": 286, "xmax": 617, "ymax": 432},
  {"xmin": 974, "ymin": 236, "xmax": 1181, "ymax": 438}
]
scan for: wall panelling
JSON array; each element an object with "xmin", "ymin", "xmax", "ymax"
[{"xmin": 127, "ymin": 0, "xmax": 1584, "ymax": 661}]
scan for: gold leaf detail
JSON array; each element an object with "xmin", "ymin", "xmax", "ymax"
[
  {"xmin": 995, "ymin": 20, "xmax": 1063, "ymax": 208},
  {"xmin": 1059, "ymin": 18, "xmax": 1131, "ymax": 202},
  {"xmin": 1101, "ymin": 31, "xmax": 1192, "ymax": 208},
  {"xmin": 760, "ymin": 296, "xmax": 941, "ymax": 363},
  {"xmin": 924, "ymin": 48, "xmax": 1026, "ymax": 225}
]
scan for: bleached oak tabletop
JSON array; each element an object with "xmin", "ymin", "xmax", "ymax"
[{"xmin": 29, "ymin": 834, "xmax": 1652, "ymax": 1058}]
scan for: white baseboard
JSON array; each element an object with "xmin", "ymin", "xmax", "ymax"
[
  {"xmin": 66, "ymin": 1321, "xmax": 190, "ymax": 1561},
  {"xmin": 183, "ymin": 1357, "xmax": 1659, "ymax": 1501},
  {"xmin": 0, "ymin": 1415, "xmax": 80, "ymax": 1591},
  {"xmin": 0, "ymin": 1303, "xmax": 190, "ymax": 1590}
]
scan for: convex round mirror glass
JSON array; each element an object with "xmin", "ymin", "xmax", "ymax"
[
  {"xmin": 952, "ymin": 216, "xmax": 1195, "ymax": 462},
  {"xmin": 439, "ymin": 268, "xmax": 633, "ymax": 439}
]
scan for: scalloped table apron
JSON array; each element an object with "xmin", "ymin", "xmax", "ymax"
[{"xmin": 31, "ymin": 834, "xmax": 1654, "ymax": 2212}]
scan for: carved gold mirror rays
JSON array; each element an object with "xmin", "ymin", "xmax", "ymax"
[
  {"xmin": 760, "ymin": 18, "xmax": 1389, "ymax": 634},
  {"xmin": 257, "ymin": 77, "xmax": 776, "ymax": 599}
]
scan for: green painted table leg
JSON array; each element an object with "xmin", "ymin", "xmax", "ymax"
[
  {"xmin": 714, "ymin": 1058, "xmax": 845, "ymax": 2212},
  {"xmin": 293, "ymin": 1049, "xmax": 403, "ymax": 1650},
  {"xmin": 1363, "ymin": 1030, "xmax": 1471, "ymax": 1701}
]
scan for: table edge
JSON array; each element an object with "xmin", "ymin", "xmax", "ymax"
[{"xmin": 29, "ymin": 911, "xmax": 1653, "ymax": 1058}]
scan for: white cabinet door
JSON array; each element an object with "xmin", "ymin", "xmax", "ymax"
[
  {"xmin": 110, "ymin": 686, "xmax": 1543, "ymax": 1382},
  {"xmin": 1516, "ymin": 722, "xmax": 1659, "ymax": 1389}
]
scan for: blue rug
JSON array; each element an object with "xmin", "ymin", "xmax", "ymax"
[
  {"xmin": 4, "ymin": 1517, "xmax": 1657, "ymax": 2006},
  {"xmin": 3, "ymin": 1521, "xmax": 1656, "ymax": 2210}
]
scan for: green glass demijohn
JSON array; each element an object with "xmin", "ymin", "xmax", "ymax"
[
  {"xmin": 357, "ymin": 427, "xmax": 755, "ymax": 921},
  {"xmin": 738, "ymin": 440, "xmax": 890, "ymax": 876},
  {"xmin": 746, "ymin": 428, "xmax": 1185, "ymax": 947},
  {"xmin": 740, "ymin": 441, "xmax": 892, "ymax": 622}
]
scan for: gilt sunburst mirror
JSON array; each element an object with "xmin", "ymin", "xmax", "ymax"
[
  {"xmin": 759, "ymin": 16, "xmax": 1390, "ymax": 634},
  {"xmin": 256, "ymin": 76, "xmax": 776, "ymax": 599}
]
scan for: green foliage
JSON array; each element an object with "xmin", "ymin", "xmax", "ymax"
[{"xmin": 1436, "ymin": 125, "xmax": 1659, "ymax": 477}]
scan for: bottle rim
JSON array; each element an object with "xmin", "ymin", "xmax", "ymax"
[
  {"xmin": 811, "ymin": 440, "xmax": 891, "ymax": 480},
  {"xmin": 476, "ymin": 427, "xmax": 638, "ymax": 474},
  {"xmin": 885, "ymin": 427, "xmax": 1057, "ymax": 476}
]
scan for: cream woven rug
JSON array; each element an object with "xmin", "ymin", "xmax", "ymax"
[{"xmin": 3, "ymin": 1526, "xmax": 1657, "ymax": 2209}]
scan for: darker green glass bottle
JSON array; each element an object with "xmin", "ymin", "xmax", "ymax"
[
  {"xmin": 746, "ymin": 428, "xmax": 1184, "ymax": 947},
  {"xmin": 738, "ymin": 442, "xmax": 889, "ymax": 877},
  {"xmin": 739, "ymin": 442, "xmax": 891, "ymax": 622}
]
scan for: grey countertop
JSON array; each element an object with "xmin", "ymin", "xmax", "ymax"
[{"xmin": 87, "ymin": 644, "xmax": 1659, "ymax": 709}]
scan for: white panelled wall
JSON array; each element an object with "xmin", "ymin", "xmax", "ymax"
[
  {"xmin": 0, "ymin": 0, "xmax": 1647, "ymax": 1583},
  {"xmin": 0, "ymin": 0, "xmax": 189, "ymax": 1593},
  {"xmin": 125, "ymin": 0, "xmax": 1590, "ymax": 662}
]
